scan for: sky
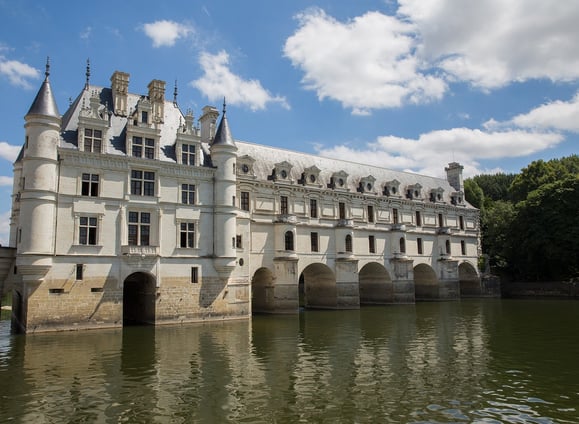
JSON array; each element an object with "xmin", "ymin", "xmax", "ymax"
[{"xmin": 0, "ymin": 0, "xmax": 578, "ymax": 246}]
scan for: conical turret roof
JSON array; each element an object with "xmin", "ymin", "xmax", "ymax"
[
  {"xmin": 26, "ymin": 59, "xmax": 59, "ymax": 118},
  {"xmin": 212, "ymin": 100, "xmax": 235, "ymax": 147}
]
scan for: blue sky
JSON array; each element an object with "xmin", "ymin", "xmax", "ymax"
[{"xmin": 1, "ymin": 0, "xmax": 578, "ymax": 245}]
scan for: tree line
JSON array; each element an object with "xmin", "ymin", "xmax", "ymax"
[{"xmin": 465, "ymin": 155, "xmax": 579, "ymax": 282}]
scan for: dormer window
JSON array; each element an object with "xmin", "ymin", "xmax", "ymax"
[
  {"xmin": 83, "ymin": 129, "xmax": 102, "ymax": 153},
  {"xmin": 78, "ymin": 90, "xmax": 109, "ymax": 154},
  {"xmin": 181, "ymin": 143, "xmax": 196, "ymax": 165},
  {"xmin": 384, "ymin": 179, "xmax": 400, "ymax": 196},
  {"xmin": 237, "ymin": 155, "xmax": 256, "ymax": 178},
  {"xmin": 272, "ymin": 161, "xmax": 293, "ymax": 183},
  {"xmin": 359, "ymin": 175, "xmax": 376, "ymax": 194},
  {"xmin": 132, "ymin": 136, "xmax": 155, "ymax": 159},
  {"xmin": 329, "ymin": 170, "xmax": 349, "ymax": 191},
  {"xmin": 451, "ymin": 191, "xmax": 464, "ymax": 205},
  {"xmin": 430, "ymin": 187, "xmax": 445, "ymax": 203},
  {"xmin": 406, "ymin": 183, "xmax": 422, "ymax": 200},
  {"xmin": 141, "ymin": 111, "xmax": 149, "ymax": 124},
  {"xmin": 301, "ymin": 165, "xmax": 321, "ymax": 186}
]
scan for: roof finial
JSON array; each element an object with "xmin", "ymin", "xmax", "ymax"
[
  {"xmin": 85, "ymin": 58, "xmax": 91, "ymax": 90},
  {"xmin": 45, "ymin": 56, "xmax": 50, "ymax": 80},
  {"xmin": 173, "ymin": 79, "xmax": 178, "ymax": 104},
  {"xmin": 223, "ymin": 97, "xmax": 226, "ymax": 114}
]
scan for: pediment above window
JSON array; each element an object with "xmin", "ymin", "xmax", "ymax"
[
  {"xmin": 430, "ymin": 187, "xmax": 445, "ymax": 203},
  {"xmin": 301, "ymin": 165, "xmax": 321, "ymax": 186},
  {"xmin": 406, "ymin": 183, "xmax": 423, "ymax": 200},
  {"xmin": 271, "ymin": 161, "xmax": 293, "ymax": 183}
]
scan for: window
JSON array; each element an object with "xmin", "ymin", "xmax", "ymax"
[
  {"xmin": 446, "ymin": 240, "xmax": 451, "ymax": 254},
  {"xmin": 281, "ymin": 196, "xmax": 289, "ymax": 215},
  {"xmin": 393, "ymin": 208, "xmax": 399, "ymax": 224},
  {"xmin": 345, "ymin": 234, "xmax": 353, "ymax": 252},
  {"xmin": 81, "ymin": 173, "xmax": 99, "ymax": 197},
  {"xmin": 369, "ymin": 235, "xmax": 375, "ymax": 253},
  {"xmin": 76, "ymin": 264, "xmax": 83, "ymax": 281},
  {"xmin": 181, "ymin": 144, "xmax": 196, "ymax": 165},
  {"xmin": 84, "ymin": 129, "xmax": 102, "ymax": 153},
  {"xmin": 79, "ymin": 216, "xmax": 98, "ymax": 245},
  {"xmin": 438, "ymin": 213, "xmax": 444, "ymax": 228},
  {"xmin": 179, "ymin": 222, "xmax": 196, "ymax": 248},
  {"xmin": 191, "ymin": 267, "xmax": 199, "ymax": 284},
  {"xmin": 240, "ymin": 191, "xmax": 250, "ymax": 211},
  {"xmin": 131, "ymin": 170, "xmax": 155, "ymax": 196},
  {"xmin": 417, "ymin": 238, "xmax": 423, "ymax": 254},
  {"xmin": 399, "ymin": 237, "xmax": 406, "ymax": 254},
  {"xmin": 310, "ymin": 199, "xmax": 318, "ymax": 218},
  {"xmin": 461, "ymin": 240, "xmax": 466, "ymax": 255},
  {"xmin": 339, "ymin": 202, "xmax": 346, "ymax": 220},
  {"xmin": 141, "ymin": 111, "xmax": 148, "ymax": 124},
  {"xmin": 416, "ymin": 211, "xmax": 421, "ymax": 227},
  {"xmin": 236, "ymin": 235, "xmax": 242, "ymax": 249},
  {"xmin": 181, "ymin": 184, "xmax": 196, "ymax": 205},
  {"xmin": 459, "ymin": 216, "xmax": 465, "ymax": 230},
  {"xmin": 128, "ymin": 211, "xmax": 150, "ymax": 246},
  {"xmin": 311, "ymin": 232, "xmax": 319, "ymax": 252},
  {"xmin": 132, "ymin": 136, "xmax": 155, "ymax": 159},
  {"xmin": 368, "ymin": 205, "xmax": 374, "ymax": 223},
  {"xmin": 284, "ymin": 231, "xmax": 294, "ymax": 251}
]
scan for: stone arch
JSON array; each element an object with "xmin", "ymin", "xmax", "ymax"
[
  {"xmin": 251, "ymin": 267, "xmax": 275, "ymax": 313},
  {"xmin": 300, "ymin": 263, "xmax": 336, "ymax": 309},
  {"xmin": 123, "ymin": 272, "xmax": 156, "ymax": 326},
  {"xmin": 414, "ymin": 263, "xmax": 439, "ymax": 301},
  {"xmin": 359, "ymin": 262, "xmax": 393, "ymax": 304},
  {"xmin": 458, "ymin": 261, "xmax": 481, "ymax": 297}
]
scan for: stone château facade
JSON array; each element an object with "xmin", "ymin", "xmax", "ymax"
[{"xmin": 6, "ymin": 62, "xmax": 482, "ymax": 333}]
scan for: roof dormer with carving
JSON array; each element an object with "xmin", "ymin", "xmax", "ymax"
[
  {"xmin": 358, "ymin": 175, "xmax": 376, "ymax": 194},
  {"xmin": 271, "ymin": 161, "xmax": 293, "ymax": 183},
  {"xmin": 328, "ymin": 170, "xmax": 349, "ymax": 191}
]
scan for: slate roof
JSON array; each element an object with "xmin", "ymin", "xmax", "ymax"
[
  {"xmin": 27, "ymin": 76, "xmax": 60, "ymax": 118},
  {"xmin": 56, "ymin": 82, "xmax": 472, "ymax": 209}
]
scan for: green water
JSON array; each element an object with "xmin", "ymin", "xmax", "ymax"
[{"xmin": 1, "ymin": 299, "xmax": 578, "ymax": 423}]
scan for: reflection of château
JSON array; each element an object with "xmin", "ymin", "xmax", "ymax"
[{"xmin": 6, "ymin": 60, "xmax": 484, "ymax": 333}]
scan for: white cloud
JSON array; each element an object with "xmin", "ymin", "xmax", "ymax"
[
  {"xmin": 0, "ymin": 142, "xmax": 20, "ymax": 162},
  {"xmin": 80, "ymin": 26, "xmax": 92, "ymax": 40},
  {"xmin": 0, "ymin": 56, "xmax": 40, "ymax": 89},
  {"xmin": 284, "ymin": 9, "xmax": 447, "ymax": 115},
  {"xmin": 399, "ymin": 0, "xmax": 579, "ymax": 88},
  {"xmin": 507, "ymin": 93, "xmax": 579, "ymax": 133},
  {"xmin": 285, "ymin": 3, "xmax": 579, "ymax": 112},
  {"xmin": 315, "ymin": 127, "xmax": 563, "ymax": 178},
  {"xmin": 0, "ymin": 176, "xmax": 13, "ymax": 187},
  {"xmin": 142, "ymin": 20, "xmax": 193, "ymax": 48},
  {"xmin": 191, "ymin": 50, "xmax": 289, "ymax": 111}
]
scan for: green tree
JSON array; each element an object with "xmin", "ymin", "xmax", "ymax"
[
  {"xmin": 481, "ymin": 200, "xmax": 516, "ymax": 270},
  {"xmin": 464, "ymin": 179, "xmax": 484, "ymax": 209}
]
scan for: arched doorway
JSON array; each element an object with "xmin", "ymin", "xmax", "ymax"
[
  {"xmin": 251, "ymin": 267, "xmax": 275, "ymax": 313},
  {"xmin": 458, "ymin": 262, "xmax": 481, "ymax": 297},
  {"xmin": 300, "ymin": 263, "xmax": 336, "ymax": 309},
  {"xmin": 359, "ymin": 262, "xmax": 393, "ymax": 304},
  {"xmin": 414, "ymin": 264, "xmax": 439, "ymax": 301},
  {"xmin": 123, "ymin": 272, "xmax": 156, "ymax": 326}
]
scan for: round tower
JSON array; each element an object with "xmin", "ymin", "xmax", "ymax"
[
  {"xmin": 209, "ymin": 101, "xmax": 237, "ymax": 278},
  {"xmin": 19, "ymin": 59, "xmax": 61, "ymax": 255}
]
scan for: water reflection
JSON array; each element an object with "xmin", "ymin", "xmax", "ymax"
[{"xmin": 0, "ymin": 300, "xmax": 578, "ymax": 423}]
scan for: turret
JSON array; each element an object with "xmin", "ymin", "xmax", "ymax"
[
  {"xmin": 210, "ymin": 101, "xmax": 237, "ymax": 278},
  {"xmin": 19, "ymin": 58, "xmax": 61, "ymax": 255}
]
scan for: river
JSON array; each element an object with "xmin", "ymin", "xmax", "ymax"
[{"xmin": 1, "ymin": 299, "xmax": 578, "ymax": 423}]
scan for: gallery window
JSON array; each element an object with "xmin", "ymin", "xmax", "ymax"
[
  {"xmin": 280, "ymin": 196, "xmax": 289, "ymax": 215},
  {"xmin": 128, "ymin": 211, "xmax": 151, "ymax": 246},
  {"xmin": 131, "ymin": 170, "xmax": 155, "ymax": 196},
  {"xmin": 191, "ymin": 267, "xmax": 199, "ymax": 284},
  {"xmin": 345, "ymin": 234, "xmax": 353, "ymax": 253},
  {"xmin": 284, "ymin": 231, "xmax": 294, "ymax": 251},
  {"xmin": 393, "ymin": 208, "xmax": 399, "ymax": 224},
  {"xmin": 240, "ymin": 191, "xmax": 250, "ymax": 211},
  {"xmin": 310, "ymin": 198, "xmax": 318, "ymax": 218},
  {"xmin": 79, "ymin": 216, "xmax": 98, "ymax": 245},
  {"xmin": 76, "ymin": 264, "xmax": 84, "ymax": 281},
  {"xmin": 369, "ymin": 235, "xmax": 376, "ymax": 253},
  {"xmin": 416, "ymin": 211, "xmax": 422, "ymax": 227},
  {"xmin": 311, "ymin": 232, "xmax": 319, "ymax": 252},
  {"xmin": 459, "ymin": 216, "xmax": 465, "ymax": 230},
  {"xmin": 339, "ymin": 202, "xmax": 346, "ymax": 220},
  {"xmin": 81, "ymin": 173, "xmax": 99, "ymax": 197},
  {"xmin": 399, "ymin": 237, "xmax": 406, "ymax": 254},
  {"xmin": 461, "ymin": 240, "xmax": 466, "ymax": 255},
  {"xmin": 417, "ymin": 238, "xmax": 423, "ymax": 255},
  {"xmin": 446, "ymin": 240, "xmax": 451, "ymax": 254},
  {"xmin": 368, "ymin": 205, "xmax": 374, "ymax": 223}
]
